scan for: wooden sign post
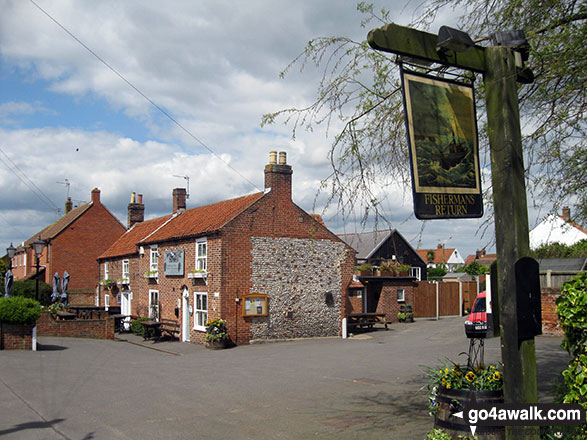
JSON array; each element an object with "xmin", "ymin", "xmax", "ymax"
[{"xmin": 368, "ymin": 23, "xmax": 538, "ymax": 439}]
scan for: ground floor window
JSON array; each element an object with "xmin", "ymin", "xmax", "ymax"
[
  {"xmin": 149, "ymin": 290, "xmax": 159, "ymax": 321},
  {"xmin": 194, "ymin": 292, "xmax": 207, "ymax": 331},
  {"xmin": 397, "ymin": 288, "xmax": 405, "ymax": 302}
]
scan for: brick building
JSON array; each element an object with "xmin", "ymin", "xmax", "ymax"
[
  {"xmin": 98, "ymin": 151, "xmax": 356, "ymax": 345},
  {"xmin": 338, "ymin": 230, "xmax": 424, "ymax": 321},
  {"xmin": 10, "ymin": 189, "xmax": 126, "ymax": 296}
]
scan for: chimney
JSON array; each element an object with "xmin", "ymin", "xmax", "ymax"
[
  {"xmin": 128, "ymin": 192, "xmax": 145, "ymax": 229},
  {"xmin": 65, "ymin": 197, "xmax": 73, "ymax": 214},
  {"xmin": 437, "ymin": 243, "xmax": 443, "ymax": 249},
  {"xmin": 173, "ymin": 188, "xmax": 187, "ymax": 213},
  {"xmin": 562, "ymin": 206, "xmax": 571, "ymax": 220},
  {"xmin": 264, "ymin": 150, "xmax": 292, "ymax": 200},
  {"xmin": 91, "ymin": 188, "xmax": 101, "ymax": 204}
]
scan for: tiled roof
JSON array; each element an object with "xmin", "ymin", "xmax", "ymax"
[
  {"xmin": 98, "ymin": 215, "xmax": 172, "ymax": 259},
  {"xmin": 417, "ymin": 248, "xmax": 456, "ymax": 265},
  {"xmin": 337, "ymin": 230, "xmax": 393, "ymax": 260},
  {"xmin": 20, "ymin": 203, "xmax": 92, "ymax": 248},
  {"xmin": 464, "ymin": 253, "xmax": 497, "ymax": 266},
  {"xmin": 139, "ymin": 192, "xmax": 264, "ymax": 244}
]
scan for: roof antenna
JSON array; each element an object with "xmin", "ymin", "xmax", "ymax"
[
  {"xmin": 57, "ymin": 178, "xmax": 71, "ymax": 198},
  {"xmin": 173, "ymin": 175, "xmax": 190, "ymax": 199}
]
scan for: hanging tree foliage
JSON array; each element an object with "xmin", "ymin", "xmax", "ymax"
[{"xmin": 262, "ymin": 1, "xmax": 586, "ymax": 227}]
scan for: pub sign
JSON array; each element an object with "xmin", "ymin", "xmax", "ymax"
[{"xmin": 400, "ymin": 69, "xmax": 483, "ymax": 219}]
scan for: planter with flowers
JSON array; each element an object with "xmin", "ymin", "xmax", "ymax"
[
  {"xmin": 423, "ymin": 360, "xmax": 504, "ymax": 439},
  {"xmin": 205, "ymin": 318, "xmax": 229, "ymax": 349}
]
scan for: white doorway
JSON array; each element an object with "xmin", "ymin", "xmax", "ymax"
[
  {"xmin": 182, "ymin": 288, "xmax": 190, "ymax": 342},
  {"xmin": 121, "ymin": 292, "xmax": 132, "ymax": 331}
]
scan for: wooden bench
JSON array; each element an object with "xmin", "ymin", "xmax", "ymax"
[
  {"xmin": 159, "ymin": 319, "xmax": 180, "ymax": 339},
  {"xmin": 347, "ymin": 313, "xmax": 389, "ymax": 331}
]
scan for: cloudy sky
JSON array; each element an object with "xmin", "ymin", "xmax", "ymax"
[{"xmin": 0, "ymin": 0, "xmax": 530, "ymax": 261}]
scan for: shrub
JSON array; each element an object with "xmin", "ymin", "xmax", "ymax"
[
  {"xmin": 11, "ymin": 280, "xmax": 52, "ymax": 305},
  {"xmin": 0, "ymin": 297, "xmax": 42, "ymax": 324},
  {"xmin": 130, "ymin": 317, "xmax": 151, "ymax": 337},
  {"xmin": 555, "ymin": 271, "xmax": 587, "ymax": 437}
]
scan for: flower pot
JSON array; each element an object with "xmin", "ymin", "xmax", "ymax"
[
  {"xmin": 434, "ymin": 387, "xmax": 504, "ymax": 439},
  {"xmin": 206, "ymin": 339, "xmax": 228, "ymax": 350}
]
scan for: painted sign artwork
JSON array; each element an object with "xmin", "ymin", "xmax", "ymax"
[{"xmin": 401, "ymin": 69, "xmax": 483, "ymax": 219}]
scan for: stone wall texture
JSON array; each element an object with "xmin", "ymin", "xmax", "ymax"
[{"xmin": 249, "ymin": 237, "xmax": 347, "ymax": 340}]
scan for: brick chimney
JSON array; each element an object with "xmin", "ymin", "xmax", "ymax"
[
  {"xmin": 264, "ymin": 150, "xmax": 292, "ymax": 201},
  {"xmin": 562, "ymin": 206, "xmax": 571, "ymax": 220},
  {"xmin": 128, "ymin": 192, "xmax": 145, "ymax": 229},
  {"xmin": 173, "ymin": 188, "xmax": 187, "ymax": 213},
  {"xmin": 65, "ymin": 197, "xmax": 73, "ymax": 214},
  {"xmin": 91, "ymin": 188, "xmax": 101, "ymax": 204}
]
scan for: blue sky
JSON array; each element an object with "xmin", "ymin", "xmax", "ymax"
[{"xmin": 0, "ymin": 0, "xmax": 518, "ymax": 262}]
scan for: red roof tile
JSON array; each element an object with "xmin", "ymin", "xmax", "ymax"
[
  {"xmin": 416, "ymin": 248, "xmax": 457, "ymax": 265},
  {"xmin": 139, "ymin": 192, "xmax": 264, "ymax": 244},
  {"xmin": 98, "ymin": 215, "xmax": 172, "ymax": 259},
  {"xmin": 20, "ymin": 203, "xmax": 92, "ymax": 249}
]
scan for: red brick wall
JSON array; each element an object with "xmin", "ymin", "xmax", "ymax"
[
  {"xmin": 542, "ymin": 288, "xmax": 563, "ymax": 336},
  {"xmin": 0, "ymin": 323, "xmax": 34, "ymax": 350},
  {"xmin": 49, "ymin": 200, "xmax": 125, "ymax": 290},
  {"xmin": 374, "ymin": 279, "xmax": 415, "ymax": 322},
  {"xmin": 36, "ymin": 311, "xmax": 115, "ymax": 340},
  {"xmin": 347, "ymin": 290, "xmax": 363, "ymax": 314}
]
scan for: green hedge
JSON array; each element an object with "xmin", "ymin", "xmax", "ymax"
[
  {"xmin": 0, "ymin": 296, "xmax": 42, "ymax": 324},
  {"xmin": 130, "ymin": 317, "xmax": 151, "ymax": 337}
]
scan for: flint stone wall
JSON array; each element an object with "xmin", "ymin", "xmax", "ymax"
[{"xmin": 250, "ymin": 237, "xmax": 346, "ymax": 340}]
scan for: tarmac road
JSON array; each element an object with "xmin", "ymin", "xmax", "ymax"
[{"xmin": 0, "ymin": 317, "xmax": 569, "ymax": 440}]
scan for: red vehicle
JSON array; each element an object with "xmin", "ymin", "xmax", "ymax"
[{"xmin": 464, "ymin": 291, "xmax": 488, "ymax": 338}]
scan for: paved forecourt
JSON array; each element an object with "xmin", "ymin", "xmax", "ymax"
[{"xmin": 0, "ymin": 317, "xmax": 569, "ymax": 439}]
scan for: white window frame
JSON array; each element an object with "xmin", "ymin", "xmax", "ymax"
[
  {"xmin": 122, "ymin": 259, "xmax": 130, "ymax": 280},
  {"xmin": 410, "ymin": 267, "xmax": 421, "ymax": 281},
  {"xmin": 149, "ymin": 289, "xmax": 160, "ymax": 321},
  {"xmin": 195, "ymin": 238, "xmax": 207, "ymax": 273},
  {"xmin": 104, "ymin": 294, "xmax": 110, "ymax": 311},
  {"xmin": 397, "ymin": 288, "xmax": 405, "ymax": 302},
  {"xmin": 104, "ymin": 262, "xmax": 109, "ymax": 280},
  {"xmin": 193, "ymin": 292, "xmax": 208, "ymax": 331},
  {"xmin": 150, "ymin": 246, "xmax": 158, "ymax": 272}
]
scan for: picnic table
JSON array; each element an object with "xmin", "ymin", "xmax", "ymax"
[
  {"xmin": 347, "ymin": 313, "xmax": 389, "ymax": 331},
  {"xmin": 141, "ymin": 320, "xmax": 162, "ymax": 340}
]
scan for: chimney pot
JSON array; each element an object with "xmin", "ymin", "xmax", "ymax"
[
  {"xmin": 128, "ymin": 193, "xmax": 145, "ymax": 229},
  {"xmin": 562, "ymin": 206, "xmax": 571, "ymax": 220},
  {"xmin": 279, "ymin": 151, "xmax": 287, "ymax": 165},
  {"xmin": 269, "ymin": 150, "xmax": 277, "ymax": 165}
]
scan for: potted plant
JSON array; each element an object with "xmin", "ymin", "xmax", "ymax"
[
  {"xmin": 354, "ymin": 263, "xmax": 374, "ymax": 277},
  {"xmin": 187, "ymin": 269, "xmax": 207, "ymax": 278},
  {"xmin": 144, "ymin": 270, "xmax": 158, "ymax": 279},
  {"xmin": 378, "ymin": 260, "xmax": 412, "ymax": 276},
  {"xmin": 397, "ymin": 311, "xmax": 406, "ymax": 322},
  {"xmin": 100, "ymin": 278, "xmax": 114, "ymax": 288},
  {"xmin": 423, "ymin": 359, "xmax": 504, "ymax": 438},
  {"xmin": 205, "ymin": 318, "xmax": 229, "ymax": 349}
]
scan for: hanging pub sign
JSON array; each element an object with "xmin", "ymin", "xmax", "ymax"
[
  {"xmin": 400, "ymin": 68, "xmax": 483, "ymax": 219},
  {"xmin": 164, "ymin": 250, "xmax": 184, "ymax": 276}
]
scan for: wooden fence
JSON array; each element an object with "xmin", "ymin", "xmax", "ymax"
[{"xmin": 413, "ymin": 281, "xmax": 480, "ymax": 318}]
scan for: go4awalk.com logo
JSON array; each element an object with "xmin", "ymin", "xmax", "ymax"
[{"xmin": 453, "ymin": 397, "xmax": 585, "ymax": 437}]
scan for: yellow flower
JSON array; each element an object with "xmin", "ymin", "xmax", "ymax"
[
  {"xmin": 493, "ymin": 371, "xmax": 501, "ymax": 381},
  {"xmin": 446, "ymin": 382, "xmax": 451, "ymax": 389},
  {"xmin": 465, "ymin": 371, "xmax": 476, "ymax": 382},
  {"xmin": 444, "ymin": 368, "xmax": 450, "ymax": 375}
]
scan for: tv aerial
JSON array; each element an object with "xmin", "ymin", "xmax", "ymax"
[{"xmin": 173, "ymin": 174, "xmax": 190, "ymax": 199}]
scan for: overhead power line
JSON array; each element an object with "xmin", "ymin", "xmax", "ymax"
[
  {"xmin": 0, "ymin": 146, "xmax": 60, "ymax": 214},
  {"xmin": 28, "ymin": 0, "xmax": 261, "ymax": 192}
]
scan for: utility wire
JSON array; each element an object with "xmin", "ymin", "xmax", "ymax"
[
  {"xmin": 28, "ymin": 0, "xmax": 261, "ymax": 192},
  {"xmin": 0, "ymin": 146, "xmax": 60, "ymax": 214}
]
